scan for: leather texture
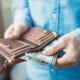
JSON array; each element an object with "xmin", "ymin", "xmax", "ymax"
[{"xmin": 0, "ymin": 27, "xmax": 58, "ymax": 73}]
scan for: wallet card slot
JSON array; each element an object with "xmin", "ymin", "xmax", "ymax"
[
  {"xmin": 38, "ymin": 32, "xmax": 50, "ymax": 40},
  {"xmin": 38, "ymin": 33, "xmax": 53, "ymax": 41},
  {"xmin": 11, "ymin": 45, "xmax": 30, "ymax": 52},
  {"xmin": 31, "ymin": 36, "xmax": 56, "ymax": 51},
  {"xmin": 39, "ymin": 33, "xmax": 54, "ymax": 43},
  {"xmin": 35, "ymin": 33, "xmax": 54, "ymax": 45},
  {"xmin": 21, "ymin": 38, "xmax": 38, "ymax": 47},
  {"xmin": 12, "ymin": 45, "xmax": 32, "ymax": 53},
  {"xmin": 0, "ymin": 39, "xmax": 24, "ymax": 50},
  {"xmin": 13, "ymin": 45, "xmax": 33, "ymax": 53},
  {"xmin": 40, "ymin": 35, "xmax": 55, "ymax": 45},
  {"xmin": 0, "ymin": 46, "xmax": 12, "ymax": 62},
  {"xmin": 22, "ymin": 33, "xmax": 51, "ymax": 46},
  {"xmin": 12, "ymin": 47, "xmax": 33, "ymax": 57},
  {"xmin": 22, "ymin": 27, "xmax": 51, "ymax": 43},
  {"xmin": 0, "ymin": 44, "xmax": 12, "ymax": 54},
  {"xmin": 25, "ymin": 31, "xmax": 49, "ymax": 41}
]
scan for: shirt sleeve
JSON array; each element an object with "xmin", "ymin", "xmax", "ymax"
[
  {"xmin": 12, "ymin": 0, "xmax": 32, "ymax": 28},
  {"xmin": 72, "ymin": 28, "xmax": 80, "ymax": 40}
]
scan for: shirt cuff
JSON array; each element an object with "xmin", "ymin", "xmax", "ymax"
[
  {"xmin": 73, "ymin": 28, "xmax": 80, "ymax": 40},
  {"xmin": 13, "ymin": 9, "xmax": 32, "ymax": 28},
  {"xmin": 13, "ymin": 15, "xmax": 32, "ymax": 28}
]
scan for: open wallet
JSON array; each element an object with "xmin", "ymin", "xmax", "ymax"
[{"xmin": 0, "ymin": 27, "xmax": 60, "ymax": 73}]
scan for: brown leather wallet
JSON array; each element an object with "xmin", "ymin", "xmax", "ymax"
[{"xmin": 0, "ymin": 27, "xmax": 58, "ymax": 73}]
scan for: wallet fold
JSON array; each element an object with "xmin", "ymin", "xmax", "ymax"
[{"xmin": 0, "ymin": 27, "xmax": 58, "ymax": 73}]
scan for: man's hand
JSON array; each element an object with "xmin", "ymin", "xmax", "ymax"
[
  {"xmin": 43, "ymin": 32, "xmax": 80, "ymax": 68},
  {"xmin": 4, "ymin": 22, "xmax": 28, "ymax": 39}
]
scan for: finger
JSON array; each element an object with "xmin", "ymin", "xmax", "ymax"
[
  {"xmin": 11, "ymin": 27, "xmax": 21, "ymax": 39},
  {"xmin": 4, "ymin": 25, "xmax": 14, "ymax": 39},
  {"xmin": 12, "ymin": 26, "xmax": 27, "ymax": 39},
  {"xmin": 55, "ymin": 52, "xmax": 78, "ymax": 68},
  {"xmin": 43, "ymin": 37, "xmax": 66, "ymax": 56}
]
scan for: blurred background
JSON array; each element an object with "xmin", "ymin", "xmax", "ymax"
[
  {"xmin": 0, "ymin": 0, "xmax": 12, "ymax": 37},
  {"xmin": 0, "ymin": 0, "xmax": 13, "ymax": 80}
]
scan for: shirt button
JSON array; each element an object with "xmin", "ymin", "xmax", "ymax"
[
  {"xmin": 52, "ymin": 13, "xmax": 57, "ymax": 19},
  {"xmin": 51, "ymin": 68, "xmax": 55, "ymax": 72}
]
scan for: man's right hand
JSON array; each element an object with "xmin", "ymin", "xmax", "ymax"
[{"xmin": 4, "ymin": 22, "xmax": 28, "ymax": 39}]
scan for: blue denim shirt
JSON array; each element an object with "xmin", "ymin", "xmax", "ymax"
[{"xmin": 12, "ymin": 0, "xmax": 80, "ymax": 80}]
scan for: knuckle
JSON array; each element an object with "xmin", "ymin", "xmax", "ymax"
[
  {"xmin": 59, "ymin": 37, "xmax": 67, "ymax": 45},
  {"xmin": 72, "ymin": 59, "xmax": 78, "ymax": 64},
  {"xmin": 69, "ymin": 58, "xmax": 77, "ymax": 64}
]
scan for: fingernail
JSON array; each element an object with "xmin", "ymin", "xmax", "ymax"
[
  {"xmin": 42, "ymin": 51, "xmax": 46, "ymax": 55},
  {"xmin": 42, "ymin": 50, "xmax": 49, "ymax": 55}
]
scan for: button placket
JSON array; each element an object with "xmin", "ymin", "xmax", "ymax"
[
  {"xmin": 48, "ymin": 11, "xmax": 58, "ymax": 32},
  {"xmin": 52, "ymin": 12, "xmax": 58, "ymax": 27},
  {"xmin": 52, "ymin": 11, "xmax": 58, "ymax": 20},
  {"xmin": 48, "ymin": 0, "xmax": 60, "ymax": 32}
]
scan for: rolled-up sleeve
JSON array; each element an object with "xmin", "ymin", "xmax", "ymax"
[
  {"xmin": 12, "ymin": 0, "xmax": 32, "ymax": 28},
  {"xmin": 74, "ymin": 29, "xmax": 80, "ymax": 40},
  {"xmin": 72, "ymin": 28, "xmax": 80, "ymax": 40}
]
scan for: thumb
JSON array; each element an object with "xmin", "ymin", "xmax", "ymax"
[
  {"xmin": 43, "ymin": 36, "xmax": 67, "ymax": 56},
  {"xmin": 12, "ymin": 23, "xmax": 28, "ymax": 39},
  {"xmin": 4, "ymin": 25, "xmax": 13, "ymax": 39},
  {"xmin": 11, "ymin": 26, "xmax": 24, "ymax": 39}
]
